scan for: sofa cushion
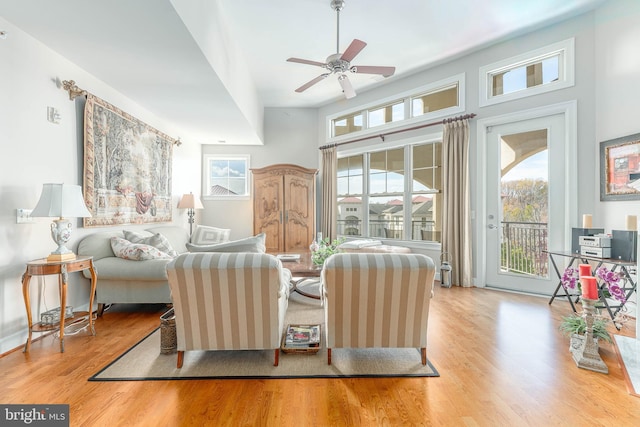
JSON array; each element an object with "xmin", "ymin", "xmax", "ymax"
[
  {"xmin": 77, "ymin": 230, "xmax": 123, "ymax": 261},
  {"xmin": 186, "ymin": 233, "xmax": 266, "ymax": 253},
  {"xmin": 191, "ymin": 225, "xmax": 231, "ymax": 245},
  {"xmin": 146, "ymin": 226, "xmax": 190, "ymax": 254},
  {"xmin": 124, "ymin": 230, "xmax": 178, "ymax": 257},
  {"xmin": 92, "ymin": 257, "xmax": 172, "ymax": 281},
  {"xmin": 111, "ymin": 237, "xmax": 173, "ymax": 261}
]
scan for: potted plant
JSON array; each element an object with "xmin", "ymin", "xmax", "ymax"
[
  {"xmin": 310, "ymin": 237, "xmax": 345, "ymax": 266},
  {"xmin": 559, "ymin": 313, "xmax": 612, "ymax": 344}
]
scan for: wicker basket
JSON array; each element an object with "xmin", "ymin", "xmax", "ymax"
[{"xmin": 160, "ymin": 308, "xmax": 177, "ymax": 354}]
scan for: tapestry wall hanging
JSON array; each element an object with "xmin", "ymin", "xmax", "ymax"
[{"xmin": 83, "ymin": 94, "xmax": 173, "ymax": 226}]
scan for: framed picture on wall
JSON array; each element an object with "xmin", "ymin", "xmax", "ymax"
[{"xmin": 600, "ymin": 132, "xmax": 640, "ymax": 201}]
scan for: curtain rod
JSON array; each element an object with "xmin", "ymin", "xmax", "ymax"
[
  {"xmin": 319, "ymin": 113, "xmax": 477, "ymax": 151},
  {"xmin": 61, "ymin": 79, "xmax": 182, "ymax": 146}
]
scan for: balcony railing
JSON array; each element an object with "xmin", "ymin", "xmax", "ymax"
[
  {"xmin": 500, "ymin": 221, "xmax": 548, "ymax": 277},
  {"xmin": 336, "ymin": 219, "xmax": 548, "ymax": 277},
  {"xmin": 336, "ymin": 219, "xmax": 438, "ymax": 241}
]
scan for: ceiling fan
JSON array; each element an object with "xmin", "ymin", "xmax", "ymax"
[{"xmin": 287, "ymin": 0, "xmax": 395, "ymax": 99}]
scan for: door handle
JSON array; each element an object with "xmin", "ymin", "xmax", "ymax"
[{"xmin": 488, "ymin": 224, "xmax": 498, "ymax": 229}]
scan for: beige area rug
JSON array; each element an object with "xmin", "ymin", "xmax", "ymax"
[{"xmin": 89, "ymin": 291, "xmax": 438, "ymax": 381}]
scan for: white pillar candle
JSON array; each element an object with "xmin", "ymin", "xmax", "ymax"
[
  {"xmin": 582, "ymin": 214, "xmax": 592, "ymax": 228},
  {"xmin": 626, "ymin": 215, "xmax": 637, "ymax": 231}
]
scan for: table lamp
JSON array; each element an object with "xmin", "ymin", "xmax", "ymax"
[
  {"xmin": 177, "ymin": 192, "xmax": 204, "ymax": 236},
  {"xmin": 31, "ymin": 183, "xmax": 92, "ymax": 261}
]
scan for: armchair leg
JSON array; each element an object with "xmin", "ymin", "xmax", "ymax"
[
  {"xmin": 328, "ymin": 348, "xmax": 332, "ymax": 365},
  {"xmin": 421, "ymin": 348, "xmax": 427, "ymax": 366},
  {"xmin": 274, "ymin": 349, "xmax": 279, "ymax": 366},
  {"xmin": 97, "ymin": 303, "xmax": 105, "ymax": 317},
  {"xmin": 177, "ymin": 351, "xmax": 184, "ymax": 368}
]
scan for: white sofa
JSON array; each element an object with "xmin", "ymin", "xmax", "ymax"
[{"xmin": 77, "ymin": 226, "xmax": 190, "ymax": 315}]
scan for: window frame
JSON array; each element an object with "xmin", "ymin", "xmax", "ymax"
[
  {"xmin": 327, "ymin": 73, "xmax": 465, "ymax": 143},
  {"xmin": 202, "ymin": 154, "xmax": 251, "ymax": 201},
  {"xmin": 338, "ymin": 132, "xmax": 443, "ymax": 247},
  {"xmin": 479, "ymin": 38, "xmax": 575, "ymax": 107}
]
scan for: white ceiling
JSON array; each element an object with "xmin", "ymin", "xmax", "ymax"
[{"xmin": 0, "ymin": 0, "xmax": 605, "ymax": 145}]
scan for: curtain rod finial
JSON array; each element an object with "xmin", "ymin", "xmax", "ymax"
[{"xmin": 62, "ymin": 80, "xmax": 87, "ymax": 100}]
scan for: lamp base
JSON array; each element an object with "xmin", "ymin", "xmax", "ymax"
[{"xmin": 46, "ymin": 252, "xmax": 77, "ymax": 262}]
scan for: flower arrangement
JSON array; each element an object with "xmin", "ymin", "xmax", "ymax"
[
  {"xmin": 561, "ymin": 265, "xmax": 626, "ymax": 303},
  {"xmin": 310, "ymin": 237, "xmax": 345, "ymax": 266}
]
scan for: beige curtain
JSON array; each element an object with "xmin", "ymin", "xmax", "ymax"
[
  {"xmin": 320, "ymin": 146, "xmax": 337, "ymax": 241},
  {"xmin": 442, "ymin": 119, "xmax": 473, "ymax": 287}
]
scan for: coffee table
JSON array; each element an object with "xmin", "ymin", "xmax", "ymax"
[{"xmin": 278, "ymin": 252, "xmax": 322, "ymax": 300}]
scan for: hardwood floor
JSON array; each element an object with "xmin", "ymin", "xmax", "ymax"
[{"xmin": 1, "ymin": 287, "xmax": 638, "ymax": 426}]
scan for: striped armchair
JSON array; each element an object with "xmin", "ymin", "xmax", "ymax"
[
  {"xmin": 166, "ymin": 252, "xmax": 291, "ymax": 367},
  {"xmin": 321, "ymin": 253, "xmax": 436, "ymax": 365}
]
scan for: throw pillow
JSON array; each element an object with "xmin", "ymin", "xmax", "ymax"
[
  {"xmin": 191, "ymin": 225, "xmax": 231, "ymax": 245},
  {"xmin": 123, "ymin": 230, "xmax": 178, "ymax": 257},
  {"xmin": 186, "ymin": 233, "xmax": 266, "ymax": 253},
  {"xmin": 110, "ymin": 237, "xmax": 173, "ymax": 261}
]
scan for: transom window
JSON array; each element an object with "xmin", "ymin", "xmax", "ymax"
[
  {"xmin": 337, "ymin": 139, "xmax": 442, "ymax": 243},
  {"xmin": 329, "ymin": 74, "xmax": 465, "ymax": 140},
  {"xmin": 479, "ymin": 38, "xmax": 574, "ymax": 107}
]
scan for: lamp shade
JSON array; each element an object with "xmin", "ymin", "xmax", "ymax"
[
  {"xmin": 31, "ymin": 183, "xmax": 92, "ymax": 218},
  {"xmin": 177, "ymin": 193, "xmax": 204, "ymax": 210}
]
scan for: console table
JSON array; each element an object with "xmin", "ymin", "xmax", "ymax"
[
  {"xmin": 22, "ymin": 256, "xmax": 97, "ymax": 353},
  {"xmin": 545, "ymin": 250, "xmax": 637, "ymax": 326}
]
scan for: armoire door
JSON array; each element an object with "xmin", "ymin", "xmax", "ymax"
[
  {"xmin": 284, "ymin": 173, "xmax": 314, "ymax": 252},
  {"xmin": 253, "ymin": 173, "xmax": 284, "ymax": 253}
]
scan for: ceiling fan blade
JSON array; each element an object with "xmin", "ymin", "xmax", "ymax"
[
  {"xmin": 351, "ymin": 65, "xmax": 396, "ymax": 77},
  {"xmin": 338, "ymin": 74, "xmax": 356, "ymax": 99},
  {"xmin": 295, "ymin": 73, "xmax": 330, "ymax": 93},
  {"xmin": 340, "ymin": 39, "xmax": 367, "ymax": 62},
  {"xmin": 287, "ymin": 57, "xmax": 327, "ymax": 68}
]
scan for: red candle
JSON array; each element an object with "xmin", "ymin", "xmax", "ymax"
[
  {"xmin": 579, "ymin": 264, "xmax": 591, "ymax": 278},
  {"xmin": 581, "ymin": 276, "xmax": 598, "ymax": 300}
]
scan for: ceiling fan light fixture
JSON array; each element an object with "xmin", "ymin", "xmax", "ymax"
[{"xmin": 287, "ymin": 0, "xmax": 395, "ymax": 99}]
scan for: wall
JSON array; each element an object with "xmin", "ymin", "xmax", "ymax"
[
  {"xmin": 199, "ymin": 107, "xmax": 319, "ymax": 239},
  {"xmin": 316, "ymin": 11, "xmax": 598, "ymax": 276},
  {"xmin": 0, "ymin": 16, "xmax": 200, "ymax": 353},
  {"xmin": 594, "ymin": 0, "xmax": 640, "ymax": 326}
]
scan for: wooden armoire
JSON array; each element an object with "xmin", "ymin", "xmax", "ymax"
[{"xmin": 251, "ymin": 164, "xmax": 317, "ymax": 253}]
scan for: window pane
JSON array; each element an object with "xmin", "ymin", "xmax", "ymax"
[
  {"xmin": 337, "ymin": 198, "xmax": 363, "ymax": 236},
  {"xmin": 333, "ymin": 112, "xmax": 364, "ymax": 136},
  {"xmin": 412, "ymin": 85, "xmax": 458, "ymax": 117},
  {"xmin": 369, "ymin": 101, "xmax": 404, "ymax": 128},
  {"xmin": 206, "ymin": 156, "xmax": 249, "ymax": 197},
  {"xmin": 388, "ymin": 148, "xmax": 404, "ymax": 172},
  {"xmin": 370, "ymin": 151, "xmax": 385, "ymax": 172},
  {"xmin": 491, "ymin": 54, "xmax": 561, "ymax": 97},
  {"xmin": 369, "ymin": 196, "xmax": 403, "ymax": 239},
  {"xmin": 413, "ymin": 144, "xmax": 433, "ymax": 169},
  {"xmin": 370, "ymin": 172, "xmax": 386, "ymax": 194},
  {"xmin": 412, "ymin": 193, "xmax": 441, "ymax": 242},
  {"xmin": 413, "ymin": 168, "xmax": 433, "ymax": 191}
]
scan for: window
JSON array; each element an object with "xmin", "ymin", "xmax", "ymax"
[
  {"xmin": 329, "ymin": 74, "xmax": 465, "ymax": 140},
  {"xmin": 333, "ymin": 112, "xmax": 364, "ymax": 137},
  {"xmin": 412, "ymin": 84, "xmax": 459, "ymax": 118},
  {"xmin": 369, "ymin": 100, "xmax": 404, "ymax": 128},
  {"xmin": 337, "ymin": 139, "xmax": 442, "ymax": 243},
  {"xmin": 203, "ymin": 154, "xmax": 250, "ymax": 199},
  {"xmin": 479, "ymin": 38, "xmax": 574, "ymax": 107}
]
